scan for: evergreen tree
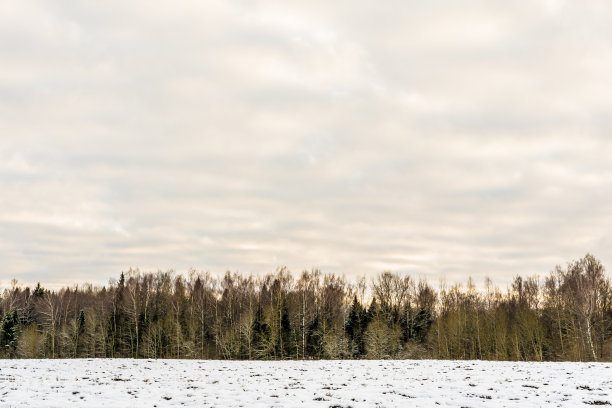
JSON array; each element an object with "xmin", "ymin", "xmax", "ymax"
[
  {"xmin": 412, "ymin": 307, "xmax": 433, "ymax": 343},
  {"xmin": 33, "ymin": 283, "xmax": 45, "ymax": 298},
  {"xmin": 251, "ymin": 307, "xmax": 270, "ymax": 359},
  {"xmin": 1, "ymin": 311, "xmax": 20, "ymax": 356},
  {"xmin": 368, "ymin": 297, "xmax": 379, "ymax": 319},
  {"xmin": 280, "ymin": 305, "xmax": 291, "ymax": 358},
  {"xmin": 78, "ymin": 310, "xmax": 86, "ymax": 333},
  {"xmin": 306, "ymin": 314, "xmax": 323, "ymax": 358},
  {"xmin": 346, "ymin": 296, "xmax": 367, "ymax": 357}
]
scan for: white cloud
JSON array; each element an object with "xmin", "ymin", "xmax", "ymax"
[{"xmin": 1, "ymin": 0, "xmax": 612, "ymax": 287}]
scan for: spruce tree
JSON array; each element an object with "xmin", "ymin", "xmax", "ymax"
[
  {"xmin": 346, "ymin": 296, "xmax": 365, "ymax": 357},
  {"xmin": 251, "ymin": 307, "xmax": 269, "ymax": 359},
  {"xmin": 280, "ymin": 305, "xmax": 291, "ymax": 358},
  {"xmin": 1, "ymin": 311, "xmax": 20, "ymax": 356},
  {"xmin": 33, "ymin": 282, "xmax": 45, "ymax": 297}
]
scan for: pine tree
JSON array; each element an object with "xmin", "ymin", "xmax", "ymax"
[
  {"xmin": 280, "ymin": 305, "xmax": 291, "ymax": 359},
  {"xmin": 412, "ymin": 307, "xmax": 433, "ymax": 343},
  {"xmin": 108, "ymin": 272, "xmax": 126, "ymax": 357},
  {"xmin": 251, "ymin": 307, "xmax": 270, "ymax": 359},
  {"xmin": 368, "ymin": 297, "xmax": 379, "ymax": 319},
  {"xmin": 306, "ymin": 314, "xmax": 323, "ymax": 358},
  {"xmin": 33, "ymin": 283, "xmax": 45, "ymax": 297},
  {"xmin": 78, "ymin": 310, "xmax": 86, "ymax": 333},
  {"xmin": 346, "ymin": 296, "xmax": 367, "ymax": 357},
  {"xmin": 1, "ymin": 311, "xmax": 20, "ymax": 356}
]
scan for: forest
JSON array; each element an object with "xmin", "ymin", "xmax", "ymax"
[{"xmin": 1, "ymin": 254, "xmax": 611, "ymax": 361}]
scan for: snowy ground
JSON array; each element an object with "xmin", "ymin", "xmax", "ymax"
[{"xmin": 0, "ymin": 359, "xmax": 611, "ymax": 407}]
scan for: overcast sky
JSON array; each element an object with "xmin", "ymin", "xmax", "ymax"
[{"xmin": 1, "ymin": 0, "xmax": 612, "ymax": 287}]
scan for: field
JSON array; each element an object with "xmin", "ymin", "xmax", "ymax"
[{"xmin": 0, "ymin": 359, "xmax": 611, "ymax": 407}]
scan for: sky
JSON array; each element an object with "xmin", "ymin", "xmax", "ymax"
[{"xmin": 1, "ymin": 0, "xmax": 612, "ymax": 288}]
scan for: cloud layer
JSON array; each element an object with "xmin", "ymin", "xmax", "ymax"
[{"xmin": 2, "ymin": 0, "xmax": 612, "ymax": 286}]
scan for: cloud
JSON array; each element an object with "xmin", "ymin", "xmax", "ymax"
[{"xmin": 1, "ymin": 0, "xmax": 612, "ymax": 287}]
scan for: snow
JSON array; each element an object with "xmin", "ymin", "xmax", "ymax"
[{"xmin": 0, "ymin": 359, "xmax": 610, "ymax": 407}]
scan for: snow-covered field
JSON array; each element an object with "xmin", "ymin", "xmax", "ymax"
[{"xmin": 0, "ymin": 359, "xmax": 611, "ymax": 407}]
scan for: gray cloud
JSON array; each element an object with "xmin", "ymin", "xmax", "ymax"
[{"xmin": 1, "ymin": 0, "xmax": 612, "ymax": 287}]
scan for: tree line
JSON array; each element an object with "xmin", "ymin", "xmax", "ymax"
[{"xmin": 1, "ymin": 254, "xmax": 611, "ymax": 361}]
